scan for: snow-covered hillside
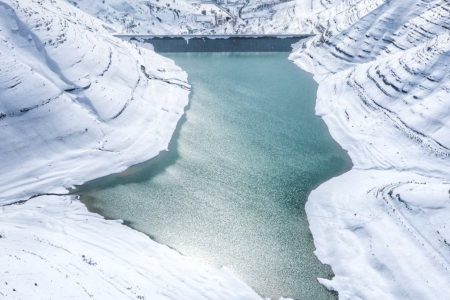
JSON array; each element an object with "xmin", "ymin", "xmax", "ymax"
[
  {"xmin": 290, "ymin": 0, "xmax": 450, "ymax": 298},
  {"xmin": 66, "ymin": 0, "xmax": 237, "ymax": 34},
  {"xmin": 64, "ymin": 0, "xmax": 317, "ymax": 35},
  {"xmin": 0, "ymin": 0, "xmax": 262, "ymax": 298},
  {"xmin": 0, "ymin": 0, "xmax": 190, "ymax": 204},
  {"xmin": 0, "ymin": 195, "xmax": 261, "ymax": 299}
]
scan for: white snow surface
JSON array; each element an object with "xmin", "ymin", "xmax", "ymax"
[
  {"xmin": 66, "ymin": 0, "xmax": 237, "ymax": 34},
  {"xmin": 0, "ymin": 0, "xmax": 191, "ymax": 204},
  {"xmin": 0, "ymin": 0, "xmax": 262, "ymax": 299},
  {"xmin": 290, "ymin": 0, "xmax": 450, "ymax": 299}
]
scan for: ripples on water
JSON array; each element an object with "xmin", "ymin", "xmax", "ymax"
[{"xmin": 78, "ymin": 53, "xmax": 352, "ymax": 299}]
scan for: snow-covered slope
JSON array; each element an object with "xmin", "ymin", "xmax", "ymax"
[
  {"xmin": 63, "ymin": 0, "xmax": 329, "ymax": 35},
  {"xmin": 0, "ymin": 0, "xmax": 262, "ymax": 298},
  {"xmin": 290, "ymin": 0, "xmax": 450, "ymax": 298},
  {"xmin": 0, "ymin": 0, "xmax": 190, "ymax": 204},
  {"xmin": 0, "ymin": 195, "xmax": 261, "ymax": 299},
  {"xmin": 66, "ymin": 0, "xmax": 237, "ymax": 34}
]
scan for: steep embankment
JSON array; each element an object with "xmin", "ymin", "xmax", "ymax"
[
  {"xmin": 291, "ymin": 0, "xmax": 450, "ymax": 298},
  {"xmin": 0, "ymin": 0, "xmax": 261, "ymax": 299}
]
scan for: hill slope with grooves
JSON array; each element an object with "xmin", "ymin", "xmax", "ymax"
[{"xmin": 291, "ymin": 0, "xmax": 450, "ymax": 298}]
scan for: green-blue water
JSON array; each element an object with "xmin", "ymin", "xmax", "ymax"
[{"xmin": 78, "ymin": 53, "xmax": 351, "ymax": 299}]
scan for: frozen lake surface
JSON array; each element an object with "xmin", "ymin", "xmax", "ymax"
[{"xmin": 78, "ymin": 53, "xmax": 352, "ymax": 299}]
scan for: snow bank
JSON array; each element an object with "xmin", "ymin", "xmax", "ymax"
[
  {"xmin": 0, "ymin": 195, "xmax": 261, "ymax": 299},
  {"xmin": 0, "ymin": 0, "xmax": 190, "ymax": 204},
  {"xmin": 66, "ymin": 0, "xmax": 237, "ymax": 35},
  {"xmin": 290, "ymin": 0, "xmax": 450, "ymax": 298}
]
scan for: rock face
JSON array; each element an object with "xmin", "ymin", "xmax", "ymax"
[{"xmin": 290, "ymin": 0, "xmax": 450, "ymax": 298}]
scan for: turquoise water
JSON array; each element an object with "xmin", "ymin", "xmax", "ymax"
[{"xmin": 78, "ymin": 53, "xmax": 351, "ymax": 299}]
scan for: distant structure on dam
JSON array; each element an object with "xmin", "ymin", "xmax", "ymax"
[{"xmin": 115, "ymin": 34, "xmax": 314, "ymax": 52}]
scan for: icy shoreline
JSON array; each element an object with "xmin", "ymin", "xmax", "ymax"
[
  {"xmin": 290, "ymin": 0, "xmax": 450, "ymax": 298},
  {"xmin": 0, "ymin": 0, "xmax": 191, "ymax": 205},
  {"xmin": 1, "ymin": 194, "xmax": 263, "ymax": 299}
]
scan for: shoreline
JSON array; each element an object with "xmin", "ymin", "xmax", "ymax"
[{"xmin": 291, "ymin": 6, "xmax": 450, "ymax": 297}]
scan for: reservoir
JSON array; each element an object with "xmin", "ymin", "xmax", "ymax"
[{"xmin": 77, "ymin": 52, "xmax": 351, "ymax": 299}]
